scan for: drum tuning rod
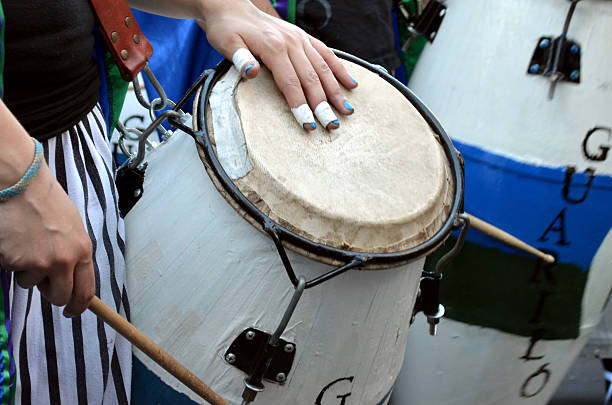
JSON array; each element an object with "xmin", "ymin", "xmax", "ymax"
[
  {"xmin": 465, "ymin": 213, "xmax": 556, "ymax": 264},
  {"xmin": 88, "ymin": 297, "xmax": 228, "ymax": 405}
]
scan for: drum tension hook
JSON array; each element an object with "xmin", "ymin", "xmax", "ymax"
[
  {"xmin": 526, "ymin": 0, "xmax": 582, "ymax": 100},
  {"xmin": 414, "ymin": 213, "xmax": 469, "ymax": 336},
  {"xmin": 223, "ymin": 277, "xmax": 306, "ymax": 405}
]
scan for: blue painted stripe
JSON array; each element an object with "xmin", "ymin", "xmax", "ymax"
[{"xmin": 454, "ymin": 139, "xmax": 612, "ymax": 270}]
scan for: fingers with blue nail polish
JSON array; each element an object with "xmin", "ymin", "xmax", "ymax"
[{"xmin": 343, "ymin": 100, "xmax": 354, "ymax": 115}]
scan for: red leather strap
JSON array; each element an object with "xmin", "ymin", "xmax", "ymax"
[{"xmin": 90, "ymin": 0, "xmax": 154, "ymax": 81}]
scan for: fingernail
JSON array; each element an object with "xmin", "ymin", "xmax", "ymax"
[
  {"xmin": 343, "ymin": 101, "xmax": 354, "ymax": 112},
  {"xmin": 350, "ymin": 77, "xmax": 358, "ymax": 86},
  {"xmin": 243, "ymin": 64, "xmax": 255, "ymax": 77},
  {"xmin": 327, "ymin": 120, "xmax": 340, "ymax": 130},
  {"xmin": 303, "ymin": 122, "xmax": 317, "ymax": 131}
]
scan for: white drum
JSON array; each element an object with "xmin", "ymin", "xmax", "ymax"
[
  {"xmin": 125, "ymin": 56, "xmax": 462, "ymax": 404},
  {"xmin": 392, "ymin": 1, "xmax": 612, "ymax": 404}
]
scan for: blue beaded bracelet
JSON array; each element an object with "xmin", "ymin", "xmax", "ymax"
[{"xmin": 0, "ymin": 139, "xmax": 44, "ymax": 202}]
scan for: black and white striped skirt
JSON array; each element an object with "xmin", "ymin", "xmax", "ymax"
[{"xmin": 10, "ymin": 105, "xmax": 131, "ymax": 405}]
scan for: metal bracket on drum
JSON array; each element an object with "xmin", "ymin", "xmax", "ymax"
[
  {"xmin": 398, "ymin": 0, "xmax": 447, "ymax": 51},
  {"xmin": 526, "ymin": 0, "xmax": 582, "ymax": 100},
  {"xmin": 234, "ymin": 277, "xmax": 306, "ymax": 405},
  {"xmin": 414, "ymin": 213, "xmax": 469, "ymax": 336},
  {"xmin": 224, "ymin": 328, "xmax": 296, "ymax": 386}
]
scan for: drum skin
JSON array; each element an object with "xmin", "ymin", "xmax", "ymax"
[
  {"xmin": 391, "ymin": 1, "xmax": 612, "ymax": 404},
  {"xmin": 125, "ymin": 132, "xmax": 423, "ymax": 405}
]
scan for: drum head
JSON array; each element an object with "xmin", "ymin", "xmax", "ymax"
[{"xmin": 194, "ymin": 57, "xmax": 458, "ymax": 266}]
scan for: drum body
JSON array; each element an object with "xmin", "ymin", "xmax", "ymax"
[
  {"xmin": 392, "ymin": 0, "xmax": 612, "ymax": 404},
  {"xmin": 126, "ymin": 57, "xmax": 460, "ymax": 404}
]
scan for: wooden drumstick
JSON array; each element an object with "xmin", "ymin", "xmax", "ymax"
[
  {"xmin": 466, "ymin": 213, "xmax": 556, "ymax": 264},
  {"xmin": 88, "ymin": 297, "xmax": 228, "ymax": 405}
]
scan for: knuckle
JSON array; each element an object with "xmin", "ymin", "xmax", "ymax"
[
  {"xmin": 305, "ymin": 69, "xmax": 321, "ymax": 86},
  {"xmin": 282, "ymin": 75, "xmax": 302, "ymax": 92},
  {"xmin": 77, "ymin": 238, "xmax": 93, "ymax": 257},
  {"xmin": 33, "ymin": 256, "xmax": 51, "ymax": 271},
  {"xmin": 317, "ymin": 60, "xmax": 332, "ymax": 74},
  {"xmin": 54, "ymin": 251, "xmax": 73, "ymax": 268}
]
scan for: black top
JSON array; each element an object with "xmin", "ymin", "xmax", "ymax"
[
  {"xmin": 3, "ymin": 0, "xmax": 100, "ymax": 141},
  {"xmin": 296, "ymin": 0, "xmax": 400, "ymax": 72}
]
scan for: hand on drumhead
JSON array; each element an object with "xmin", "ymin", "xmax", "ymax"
[
  {"xmin": 201, "ymin": 0, "xmax": 357, "ymax": 131},
  {"xmin": 0, "ymin": 159, "xmax": 95, "ymax": 317}
]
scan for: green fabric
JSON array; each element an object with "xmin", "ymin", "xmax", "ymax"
[
  {"xmin": 397, "ymin": 0, "xmax": 428, "ymax": 82},
  {"xmin": 399, "ymin": 31, "xmax": 427, "ymax": 81},
  {"xmin": 0, "ymin": 5, "xmax": 15, "ymax": 402},
  {"xmin": 0, "ymin": 285, "xmax": 13, "ymax": 405},
  {"xmin": 287, "ymin": 0, "xmax": 296, "ymax": 24},
  {"xmin": 103, "ymin": 50, "xmax": 128, "ymax": 137}
]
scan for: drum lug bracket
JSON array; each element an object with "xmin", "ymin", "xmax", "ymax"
[
  {"xmin": 224, "ymin": 327, "xmax": 296, "ymax": 386},
  {"xmin": 526, "ymin": 0, "xmax": 583, "ymax": 100},
  {"xmin": 413, "ymin": 213, "xmax": 469, "ymax": 336},
  {"xmin": 527, "ymin": 36, "xmax": 581, "ymax": 84},
  {"xmin": 399, "ymin": 0, "xmax": 447, "ymax": 51}
]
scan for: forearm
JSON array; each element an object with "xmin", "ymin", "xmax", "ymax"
[
  {"xmin": 128, "ymin": 0, "xmax": 248, "ymax": 23},
  {"xmin": 0, "ymin": 100, "xmax": 39, "ymax": 188},
  {"xmin": 251, "ymin": 0, "xmax": 279, "ymax": 17}
]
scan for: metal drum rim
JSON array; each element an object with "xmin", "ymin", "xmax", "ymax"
[{"xmin": 193, "ymin": 51, "xmax": 465, "ymax": 267}]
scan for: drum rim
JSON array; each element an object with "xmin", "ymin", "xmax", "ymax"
[{"xmin": 193, "ymin": 51, "xmax": 465, "ymax": 266}]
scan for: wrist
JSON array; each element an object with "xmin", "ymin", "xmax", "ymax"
[
  {"xmin": 0, "ymin": 139, "xmax": 44, "ymax": 202},
  {"xmin": 0, "ymin": 137, "xmax": 36, "ymax": 189},
  {"xmin": 198, "ymin": 0, "xmax": 252, "ymax": 25}
]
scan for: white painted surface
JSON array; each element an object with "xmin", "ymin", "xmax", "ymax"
[
  {"xmin": 125, "ymin": 132, "xmax": 424, "ymax": 404},
  {"xmin": 393, "ymin": 1, "xmax": 612, "ymax": 404},
  {"xmin": 393, "ymin": 316, "xmax": 590, "ymax": 405},
  {"xmin": 408, "ymin": 0, "xmax": 612, "ymax": 174}
]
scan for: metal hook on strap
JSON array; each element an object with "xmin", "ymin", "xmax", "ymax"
[
  {"xmin": 132, "ymin": 64, "xmax": 173, "ymax": 111},
  {"xmin": 126, "ymin": 109, "xmax": 181, "ymax": 169}
]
